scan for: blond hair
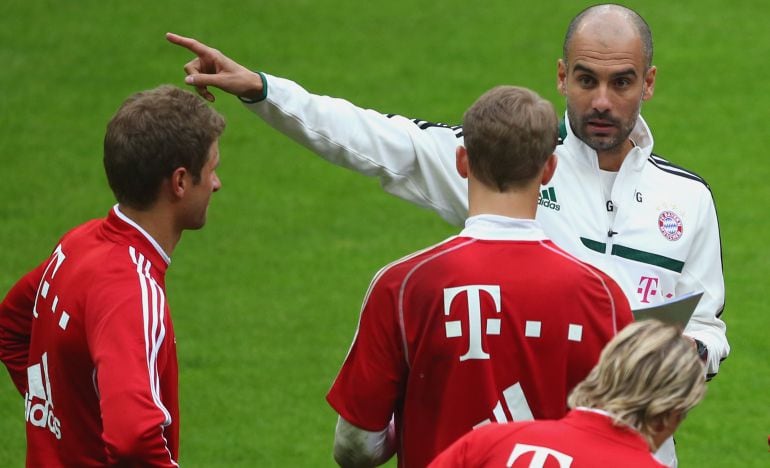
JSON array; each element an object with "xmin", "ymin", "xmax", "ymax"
[{"xmin": 568, "ymin": 320, "xmax": 706, "ymax": 447}]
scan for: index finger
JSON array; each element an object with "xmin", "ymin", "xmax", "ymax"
[{"xmin": 166, "ymin": 32, "xmax": 211, "ymax": 55}]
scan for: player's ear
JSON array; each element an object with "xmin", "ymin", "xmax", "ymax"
[
  {"xmin": 169, "ymin": 167, "xmax": 188, "ymax": 199},
  {"xmin": 456, "ymin": 146, "xmax": 469, "ymax": 179},
  {"xmin": 541, "ymin": 154, "xmax": 558, "ymax": 185}
]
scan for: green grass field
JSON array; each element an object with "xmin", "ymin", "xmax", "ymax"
[{"xmin": 1, "ymin": 0, "xmax": 768, "ymax": 466}]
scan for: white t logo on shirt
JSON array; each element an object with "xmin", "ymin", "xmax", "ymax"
[
  {"xmin": 507, "ymin": 443, "xmax": 573, "ymax": 468},
  {"xmin": 443, "ymin": 285, "xmax": 502, "ymax": 361}
]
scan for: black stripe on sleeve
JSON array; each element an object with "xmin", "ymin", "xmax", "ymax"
[
  {"xmin": 386, "ymin": 114, "xmax": 463, "ymax": 138},
  {"xmin": 648, "ymin": 154, "xmax": 710, "ymax": 189}
]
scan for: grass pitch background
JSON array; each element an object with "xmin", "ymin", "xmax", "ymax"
[{"xmin": 1, "ymin": 0, "xmax": 768, "ymax": 466}]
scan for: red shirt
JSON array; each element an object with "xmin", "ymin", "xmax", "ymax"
[
  {"xmin": 0, "ymin": 206, "xmax": 179, "ymax": 467},
  {"xmin": 327, "ymin": 216, "xmax": 633, "ymax": 467},
  {"xmin": 429, "ymin": 409, "xmax": 665, "ymax": 468}
]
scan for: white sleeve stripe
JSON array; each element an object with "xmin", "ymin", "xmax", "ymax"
[
  {"xmin": 538, "ymin": 242, "xmax": 619, "ymax": 334},
  {"xmin": 150, "ymin": 275, "xmax": 159, "ymax": 399},
  {"xmin": 160, "ymin": 430, "xmax": 180, "ymax": 467},
  {"xmin": 148, "ymin": 276, "xmax": 171, "ymax": 425},
  {"xmin": 129, "ymin": 247, "xmax": 173, "ymax": 427},
  {"xmin": 129, "ymin": 247, "xmax": 153, "ymax": 388}
]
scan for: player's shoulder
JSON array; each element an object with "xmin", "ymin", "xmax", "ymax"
[
  {"xmin": 645, "ymin": 152, "xmax": 713, "ymax": 192},
  {"xmin": 58, "ymin": 219, "xmax": 121, "ymax": 276},
  {"xmin": 454, "ymin": 421, "xmax": 539, "ymax": 452},
  {"xmin": 69, "ymin": 237, "xmax": 161, "ymax": 292},
  {"xmin": 83, "ymin": 244, "xmax": 167, "ymax": 320},
  {"xmin": 59, "ymin": 217, "xmax": 103, "ymax": 244},
  {"xmin": 78, "ymin": 246, "xmax": 142, "ymax": 292},
  {"xmin": 388, "ymin": 114, "xmax": 464, "ymax": 139},
  {"xmin": 369, "ymin": 236, "xmax": 471, "ymax": 285}
]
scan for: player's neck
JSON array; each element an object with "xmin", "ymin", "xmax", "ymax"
[
  {"xmin": 118, "ymin": 204, "xmax": 182, "ymax": 257},
  {"xmin": 467, "ymin": 186, "xmax": 538, "ymax": 220}
]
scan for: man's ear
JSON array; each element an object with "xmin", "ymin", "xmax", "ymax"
[
  {"xmin": 557, "ymin": 59, "xmax": 568, "ymax": 96},
  {"xmin": 170, "ymin": 167, "xmax": 188, "ymax": 199},
  {"xmin": 456, "ymin": 146, "xmax": 469, "ymax": 179},
  {"xmin": 541, "ymin": 154, "xmax": 558, "ymax": 185},
  {"xmin": 643, "ymin": 65, "xmax": 657, "ymax": 101}
]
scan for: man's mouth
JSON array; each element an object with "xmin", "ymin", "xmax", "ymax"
[{"xmin": 587, "ymin": 119, "xmax": 615, "ymax": 134}]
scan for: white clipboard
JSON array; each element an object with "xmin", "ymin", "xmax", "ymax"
[{"xmin": 632, "ymin": 291, "xmax": 703, "ymax": 328}]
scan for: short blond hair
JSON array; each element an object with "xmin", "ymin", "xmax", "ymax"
[{"xmin": 568, "ymin": 320, "xmax": 706, "ymax": 447}]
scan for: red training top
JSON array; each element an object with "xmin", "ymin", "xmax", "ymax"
[
  {"xmin": 327, "ymin": 216, "xmax": 632, "ymax": 467},
  {"xmin": 0, "ymin": 206, "xmax": 179, "ymax": 467},
  {"xmin": 430, "ymin": 408, "xmax": 665, "ymax": 468}
]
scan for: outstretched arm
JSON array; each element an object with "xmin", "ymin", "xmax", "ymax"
[
  {"xmin": 165, "ymin": 32, "xmax": 264, "ymax": 102},
  {"xmin": 166, "ymin": 32, "xmax": 470, "ymax": 225}
]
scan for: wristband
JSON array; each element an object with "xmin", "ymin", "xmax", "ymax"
[{"xmin": 238, "ymin": 71, "xmax": 268, "ymax": 104}]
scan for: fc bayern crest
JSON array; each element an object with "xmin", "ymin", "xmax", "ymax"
[{"xmin": 658, "ymin": 211, "xmax": 683, "ymax": 241}]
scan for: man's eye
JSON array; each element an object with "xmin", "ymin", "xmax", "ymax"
[{"xmin": 616, "ymin": 78, "xmax": 632, "ymax": 88}]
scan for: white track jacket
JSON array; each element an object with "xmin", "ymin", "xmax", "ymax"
[{"xmin": 245, "ymin": 74, "xmax": 728, "ymax": 378}]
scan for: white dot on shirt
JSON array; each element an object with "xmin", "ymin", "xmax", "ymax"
[
  {"xmin": 525, "ymin": 321, "xmax": 541, "ymax": 338},
  {"xmin": 568, "ymin": 324, "xmax": 583, "ymax": 342},
  {"xmin": 59, "ymin": 312, "xmax": 70, "ymax": 330}
]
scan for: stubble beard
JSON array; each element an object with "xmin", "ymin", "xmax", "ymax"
[{"xmin": 567, "ymin": 101, "xmax": 641, "ymax": 154}]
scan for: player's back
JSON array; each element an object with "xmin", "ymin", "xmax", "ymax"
[
  {"xmin": 22, "ymin": 217, "xmax": 122, "ymax": 464},
  {"xmin": 393, "ymin": 232, "xmax": 632, "ymax": 467},
  {"xmin": 22, "ymin": 209, "xmax": 175, "ymax": 466},
  {"xmin": 429, "ymin": 411, "xmax": 665, "ymax": 468}
]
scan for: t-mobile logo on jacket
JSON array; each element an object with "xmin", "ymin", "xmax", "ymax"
[{"xmin": 25, "ymin": 352, "xmax": 62, "ymax": 439}]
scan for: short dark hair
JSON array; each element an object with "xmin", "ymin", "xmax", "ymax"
[
  {"xmin": 563, "ymin": 4, "xmax": 653, "ymax": 68},
  {"xmin": 462, "ymin": 86, "xmax": 557, "ymax": 191},
  {"xmin": 104, "ymin": 85, "xmax": 225, "ymax": 210}
]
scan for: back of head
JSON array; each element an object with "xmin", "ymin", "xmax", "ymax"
[
  {"xmin": 462, "ymin": 86, "xmax": 557, "ymax": 192},
  {"xmin": 568, "ymin": 320, "xmax": 706, "ymax": 446},
  {"xmin": 104, "ymin": 85, "xmax": 225, "ymax": 210}
]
